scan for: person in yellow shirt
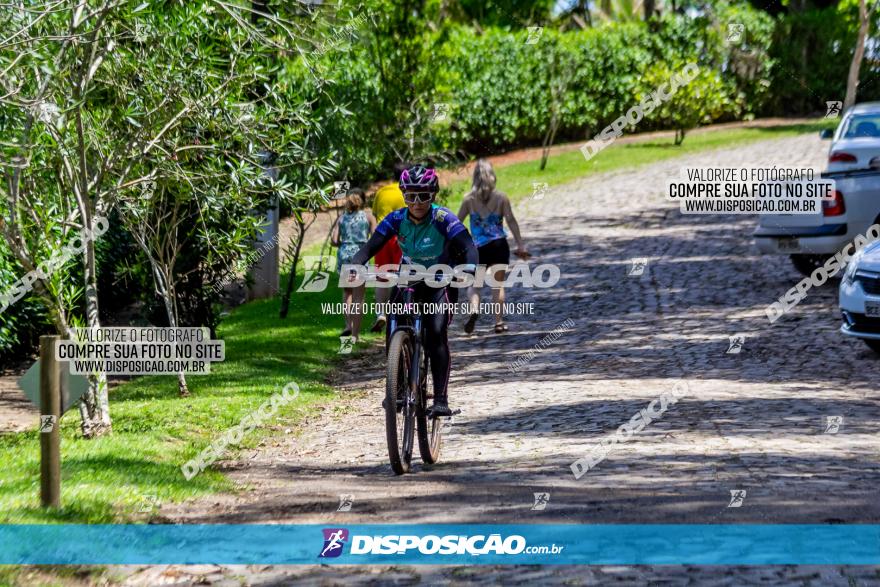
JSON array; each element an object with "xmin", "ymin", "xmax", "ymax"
[{"xmin": 369, "ymin": 163, "xmax": 407, "ymax": 332}]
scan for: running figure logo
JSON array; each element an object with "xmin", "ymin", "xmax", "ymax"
[
  {"xmin": 824, "ymin": 415, "xmax": 843, "ymax": 434},
  {"xmin": 531, "ymin": 492, "xmax": 550, "ymax": 511},
  {"xmin": 826, "ymin": 101, "xmax": 842, "ymax": 118},
  {"xmin": 39, "ymin": 415, "xmax": 57, "ymax": 433},
  {"xmin": 338, "ymin": 336, "xmax": 355, "ymax": 355},
  {"xmin": 728, "ymin": 489, "xmax": 747, "ymax": 508},
  {"xmin": 136, "ymin": 494, "xmax": 161, "ymax": 514},
  {"xmin": 432, "ymin": 103, "xmax": 450, "ymax": 122},
  {"xmin": 628, "ymin": 258, "xmax": 648, "ymax": 277},
  {"xmin": 532, "ymin": 182, "xmax": 549, "ymax": 201},
  {"xmin": 337, "ymin": 494, "xmax": 353, "ymax": 512},
  {"xmin": 727, "ymin": 23, "xmax": 744, "ymax": 43},
  {"xmin": 318, "ymin": 528, "xmax": 349, "ymax": 558},
  {"xmin": 140, "ymin": 179, "xmax": 156, "ymax": 201},
  {"xmin": 298, "ymin": 256, "xmax": 334, "ymax": 293},
  {"xmin": 727, "ymin": 334, "xmax": 746, "ymax": 354},
  {"xmin": 332, "ymin": 181, "xmax": 350, "ymax": 199},
  {"xmin": 525, "ymin": 26, "xmax": 543, "ymax": 44}
]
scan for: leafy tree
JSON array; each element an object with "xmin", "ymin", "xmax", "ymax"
[
  {"xmin": 843, "ymin": 0, "xmax": 878, "ymax": 109},
  {"xmin": 0, "ymin": 0, "xmax": 333, "ymax": 433},
  {"xmin": 642, "ymin": 62, "xmax": 739, "ymax": 144}
]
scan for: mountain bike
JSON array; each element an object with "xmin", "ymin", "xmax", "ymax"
[{"xmin": 367, "ymin": 269, "xmax": 463, "ymax": 475}]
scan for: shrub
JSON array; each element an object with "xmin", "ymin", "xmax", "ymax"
[
  {"xmin": 642, "ymin": 62, "xmax": 740, "ymax": 144},
  {"xmin": 0, "ymin": 243, "xmax": 51, "ymax": 364}
]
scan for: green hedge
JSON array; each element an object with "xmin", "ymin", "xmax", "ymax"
[
  {"xmin": 435, "ymin": 7, "xmax": 779, "ymax": 151},
  {"xmin": 436, "ymin": 24, "xmax": 658, "ymax": 149}
]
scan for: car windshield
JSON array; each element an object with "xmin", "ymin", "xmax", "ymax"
[{"xmin": 841, "ymin": 114, "xmax": 880, "ymax": 138}]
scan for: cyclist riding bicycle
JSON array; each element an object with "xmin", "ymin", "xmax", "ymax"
[{"xmin": 349, "ymin": 165, "xmax": 478, "ymax": 417}]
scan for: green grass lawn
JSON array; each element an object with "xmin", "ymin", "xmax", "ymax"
[
  {"xmin": 0, "ymin": 119, "xmax": 830, "ymax": 527},
  {"xmin": 0, "ymin": 282, "xmax": 379, "ymax": 524}
]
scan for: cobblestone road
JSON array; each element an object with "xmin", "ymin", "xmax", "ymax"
[{"xmin": 124, "ymin": 134, "xmax": 880, "ymax": 585}]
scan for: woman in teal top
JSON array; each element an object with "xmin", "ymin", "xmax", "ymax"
[
  {"xmin": 457, "ymin": 159, "xmax": 530, "ymax": 334},
  {"xmin": 332, "ymin": 188, "xmax": 376, "ymax": 341}
]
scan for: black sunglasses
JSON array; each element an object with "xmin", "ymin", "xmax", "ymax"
[{"xmin": 403, "ymin": 191, "xmax": 434, "ymax": 204}]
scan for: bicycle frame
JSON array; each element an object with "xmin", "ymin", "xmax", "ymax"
[
  {"xmin": 364, "ymin": 265, "xmax": 467, "ymax": 413},
  {"xmin": 378, "ymin": 271, "xmax": 457, "ymax": 473},
  {"xmin": 388, "ymin": 285, "xmax": 425, "ymax": 404}
]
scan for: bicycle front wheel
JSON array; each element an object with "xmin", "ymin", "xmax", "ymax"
[
  {"xmin": 417, "ymin": 357, "xmax": 443, "ymax": 465},
  {"xmin": 386, "ymin": 330, "xmax": 416, "ymax": 474}
]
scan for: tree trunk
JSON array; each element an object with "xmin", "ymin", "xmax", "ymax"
[
  {"xmin": 279, "ymin": 213, "xmax": 314, "ymax": 319},
  {"xmin": 79, "ymin": 237, "xmax": 112, "ymax": 437},
  {"xmin": 644, "ymin": 0, "xmax": 655, "ymax": 20},
  {"xmin": 289, "ymin": 216, "xmax": 307, "ymax": 295},
  {"xmin": 577, "ymin": 0, "xmax": 590, "ymax": 23},
  {"xmin": 540, "ymin": 111, "xmax": 559, "ymax": 171},
  {"xmin": 675, "ymin": 128, "xmax": 686, "ymax": 145},
  {"xmin": 844, "ymin": 0, "xmax": 871, "ymax": 111},
  {"xmin": 151, "ymin": 260, "xmax": 189, "ymax": 396},
  {"xmin": 71, "ymin": 77, "xmax": 111, "ymax": 437},
  {"xmin": 162, "ymin": 294, "xmax": 189, "ymax": 398}
]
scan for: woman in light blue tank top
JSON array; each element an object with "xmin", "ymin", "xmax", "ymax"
[
  {"xmin": 457, "ymin": 159, "xmax": 530, "ymax": 334},
  {"xmin": 332, "ymin": 188, "xmax": 376, "ymax": 342}
]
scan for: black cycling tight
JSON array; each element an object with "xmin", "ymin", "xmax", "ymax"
[{"xmin": 387, "ymin": 284, "xmax": 454, "ymax": 402}]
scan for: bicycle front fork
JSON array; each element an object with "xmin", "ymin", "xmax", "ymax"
[{"xmin": 409, "ymin": 316, "xmax": 423, "ymax": 402}]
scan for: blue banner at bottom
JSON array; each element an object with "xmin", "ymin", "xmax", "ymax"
[{"xmin": 1, "ymin": 524, "xmax": 878, "ymax": 565}]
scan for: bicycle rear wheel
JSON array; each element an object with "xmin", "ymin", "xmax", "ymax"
[
  {"xmin": 417, "ymin": 356, "xmax": 443, "ymax": 464},
  {"xmin": 386, "ymin": 330, "xmax": 416, "ymax": 474}
]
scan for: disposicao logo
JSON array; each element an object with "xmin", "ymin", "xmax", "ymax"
[
  {"xmin": 317, "ymin": 529, "xmax": 564, "ymax": 559},
  {"xmin": 318, "ymin": 528, "xmax": 349, "ymax": 558}
]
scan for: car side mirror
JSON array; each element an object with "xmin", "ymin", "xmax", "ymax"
[{"xmin": 819, "ymin": 129, "xmax": 834, "ymax": 139}]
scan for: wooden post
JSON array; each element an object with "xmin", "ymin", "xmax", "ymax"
[{"xmin": 39, "ymin": 335, "xmax": 61, "ymax": 508}]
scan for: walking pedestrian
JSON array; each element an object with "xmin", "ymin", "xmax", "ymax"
[
  {"xmin": 369, "ymin": 163, "xmax": 408, "ymax": 333},
  {"xmin": 332, "ymin": 188, "xmax": 376, "ymax": 343},
  {"xmin": 457, "ymin": 159, "xmax": 529, "ymax": 334}
]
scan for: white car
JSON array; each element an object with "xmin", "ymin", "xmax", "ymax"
[
  {"xmin": 754, "ymin": 102, "xmax": 880, "ymax": 276},
  {"xmin": 839, "ymin": 239, "xmax": 880, "ymax": 354}
]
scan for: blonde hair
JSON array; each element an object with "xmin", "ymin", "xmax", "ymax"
[{"xmin": 471, "ymin": 159, "xmax": 496, "ymax": 202}]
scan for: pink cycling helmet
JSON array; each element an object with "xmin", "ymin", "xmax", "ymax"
[{"xmin": 399, "ymin": 165, "xmax": 439, "ymax": 194}]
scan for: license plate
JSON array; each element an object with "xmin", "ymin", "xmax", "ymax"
[
  {"xmin": 866, "ymin": 302, "xmax": 880, "ymax": 317},
  {"xmin": 777, "ymin": 237, "xmax": 799, "ymax": 253}
]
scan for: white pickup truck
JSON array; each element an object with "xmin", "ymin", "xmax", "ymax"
[{"xmin": 754, "ymin": 102, "xmax": 880, "ymax": 276}]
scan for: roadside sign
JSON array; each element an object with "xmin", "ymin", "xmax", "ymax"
[{"xmin": 18, "ymin": 359, "xmax": 88, "ymax": 413}]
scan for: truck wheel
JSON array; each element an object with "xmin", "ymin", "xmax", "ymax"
[
  {"xmin": 864, "ymin": 339, "xmax": 880, "ymax": 355},
  {"xmin": 789, "ymin": 254, "xmax": 833, "ymax": 279}
]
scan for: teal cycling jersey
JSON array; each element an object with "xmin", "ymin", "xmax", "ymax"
[{"xmin": 374, "ymin": 204, "xmax": 467, "ymax": 266}]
